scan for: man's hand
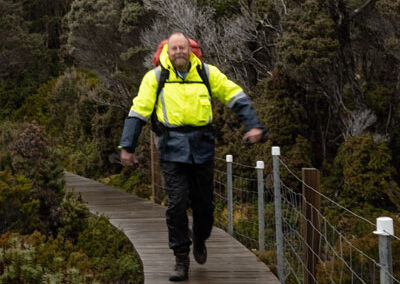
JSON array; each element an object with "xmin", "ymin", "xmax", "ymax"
[
  {"xmin": 242, "ymin": 128, "xmax": 264, "ymax": 145},
  {"xmin": 120, "ymin": 149, "xmax": 139, "ymax": 167}
]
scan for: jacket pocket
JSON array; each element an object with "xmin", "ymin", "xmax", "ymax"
[{"xmin": 199, "ymin": 98, "xmax": 211, "ymax": 123}]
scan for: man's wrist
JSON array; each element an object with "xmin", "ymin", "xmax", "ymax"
[
  {"xmin": 118, "ymin": 146, "xmax": 135, "ymax": 153},
  {"xmin": 245, "ymin": 124, "xmax": 263, "ymax": 132}
]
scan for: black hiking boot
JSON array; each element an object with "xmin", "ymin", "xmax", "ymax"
[
  {"xmin": 191, "ymin": 231, "xmax": 207, "ymax": 264},
  {"xmin": 169, "ymin": 253, "xmax": 189, "ymax": 282}
]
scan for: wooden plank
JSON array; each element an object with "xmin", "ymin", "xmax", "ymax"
[{"xmin": 65, "ymin": 172, "xmax": 280, "ymax": 284}]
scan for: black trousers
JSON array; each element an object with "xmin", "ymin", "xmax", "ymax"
[{"xmin": 160, "ymin": 160, "xmax": 215, "ymax": 255}]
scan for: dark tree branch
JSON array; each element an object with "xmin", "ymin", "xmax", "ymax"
[{"xmin": 350, "ymin": 0, "xmax": 377, "ymax": 18}]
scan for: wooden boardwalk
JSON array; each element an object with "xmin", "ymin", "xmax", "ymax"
[{"xmin": 65, "ymin": 172, "xmax": 280, "ymax": 284}]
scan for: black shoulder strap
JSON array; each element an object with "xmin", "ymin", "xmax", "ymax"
[
  {"xmin": 151, "ymin": 65, "xmax": 169, "ymax": 136},
  {"xmin": 156, "ymin": 64, "xmax": 170, "ymax": 104},
  {"xmin": 196, "ymin": 62, "xmax": 211, "ymax": 96}
]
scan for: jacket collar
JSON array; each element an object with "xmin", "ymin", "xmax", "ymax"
[{"xmin": 159, "ymin": 43, "xmax": 201, "ymax": 72}]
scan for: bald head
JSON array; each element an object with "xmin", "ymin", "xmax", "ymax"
[
  {"xmin": 167, "ymin": 33, "xmax": 191, "ymax": 72},
  {"xmin": 168, "ymin": 32, "xmax": 190, "ymax": 47}
]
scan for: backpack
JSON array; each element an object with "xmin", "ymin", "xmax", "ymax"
[{"xmin": 150, "ymin": 40, "xmax": 211, "ymax": 135}]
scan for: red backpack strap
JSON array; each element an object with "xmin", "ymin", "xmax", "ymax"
[
  {"xmin": 152, "ymin": 40, "xmax": 168, "ymax": 67},
  {"xmin": 189, "ymin": 39, "xmax": 202, "ymax": 59}
]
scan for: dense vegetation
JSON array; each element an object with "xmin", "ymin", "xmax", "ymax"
[
  {"xmin": 0, "ymin": 122, "xmax": 143, "ymax": 283},
  {"xmin": 1, "ymin": 0, "xmax": 399, "ymax": 282}
]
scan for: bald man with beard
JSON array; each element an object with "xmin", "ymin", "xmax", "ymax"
[{"xmin": 119, "ymin": 32, "xmax": 266, "ymax": 281}]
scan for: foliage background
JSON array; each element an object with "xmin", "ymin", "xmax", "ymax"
[{"xmin": 1, "ymin": 0, "xmax": 400, "ymax": 282}]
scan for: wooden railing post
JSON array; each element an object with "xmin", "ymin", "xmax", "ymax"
[
  {"xmin": 302, "ymin": 168, "xmax": 321, "ymax": 284},
  {"xmin": 151, "ymin": 132, "xmax": 163, "ymax": 204}
]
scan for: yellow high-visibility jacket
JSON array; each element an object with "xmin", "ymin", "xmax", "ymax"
[
  {"xmin": 129, "ymin": 44, "xmax": 246, "ymax": 127},
  {"xmin": 119, "ymin": 45, "xmax": 263, "ymax": 163}
]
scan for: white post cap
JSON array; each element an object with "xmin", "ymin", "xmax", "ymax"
[
  {"xmin": 226, "ymin": 155, "xmax": 233, "ymax": 162},
  {"xmin": 256, "ymin": 161, "xmax": 264, "ymax": 169},
  {"xmin": 272, "ymin": 146, "xmax": 280, "ymax": 156},
  {"xmin": 373, "ymin": 217, "xmax": 394, "ymax": 236}
]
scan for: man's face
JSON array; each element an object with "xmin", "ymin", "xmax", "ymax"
[{"xmin": 167, "ymin": 34, "xmax": 191, "ymax": 71}]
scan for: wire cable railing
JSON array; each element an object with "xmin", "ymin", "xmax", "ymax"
[
  {"xmin": 214, "ymin": 158, "xmax": 264, "ymax": 249},
  {"xmin": 279, "ymin": 159, "xmax": 376, "ymax": 227},
  {"xmin": 215, "ymin": 152, "xmax": 398, "ymax": 283},
  {"xmin": 148, "ymin": 142, "xmax": 399, "ymax": 283},
  {"xmin": 277, "ymin": 157, "xmax": 400, "ymax": 284}
]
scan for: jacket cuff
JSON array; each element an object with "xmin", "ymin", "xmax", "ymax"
[
  {"xmin": 119, "ymin": 117, "xmax": 145, "ymax": 153},
  {"xmin": 117, "ymin": 145, "xmax": 135, "ymax": 153}
]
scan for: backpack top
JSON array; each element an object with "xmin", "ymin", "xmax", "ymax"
[{"xmin": 152, "ymin": 39, "xmax": 203, "ymax": 67}]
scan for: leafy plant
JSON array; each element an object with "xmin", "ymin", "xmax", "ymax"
[
  {"xmin": 0, "ymin": 169, "xmax": 40, "ymax": 235},
  {"xmin": 9, "ymin": 123, "xmax": 65, "ymax": 235},
  {"xmin": 77, "ymin": 215, "xmax": 143, "ymax": 283},
  {"xmin": 327, "ymin": 135, "xmax": 399, "ymax": 211},
  {"xmin": 59, "ymin": 193, "xmax": 90, "ymax": 243}
]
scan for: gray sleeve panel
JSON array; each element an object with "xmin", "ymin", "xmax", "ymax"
[
  {"xmin": 128, "ymin": 109, "xmax": 149, "ymax": 122},
  {"xmin": 231, "ymin": 96, "xmax": 263, "ymax": 131},
  {"xmin": 227, "ymin": 91, "xmax": 247, "ymax": 108},
  {"xmin": 119, "ymin": 117, "xmax": 145, "ymax": 153}
]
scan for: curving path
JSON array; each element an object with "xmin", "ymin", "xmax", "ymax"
[{"xmin": 65, "ymin": 172, "xmax": 280, "ymax": 284}]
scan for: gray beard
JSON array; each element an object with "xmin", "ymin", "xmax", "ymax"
[{"xmin": 173, "ymin": 58, "xmax": 189, "ymax": 72}]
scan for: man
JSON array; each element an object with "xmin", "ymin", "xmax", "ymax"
[{"xmin": 119, "ymin": 32, "xmax": 265, "ymax": 281}]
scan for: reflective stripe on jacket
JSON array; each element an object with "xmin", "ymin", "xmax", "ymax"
[
  {"xmin": 128, "ymin": 44, "xmax": 246, "ymax": 127},
  {"xmin": 119, "ymin": 45, "xmax": 262, "ymax": 163}
]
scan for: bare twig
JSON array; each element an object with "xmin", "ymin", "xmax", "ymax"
[
  {"xmin": 141, "ymin": 0, "xmax": 276, "ymax": 86},
  {"xmin": 350, "ymin": 0, "xmax": 377, "ymax": 18}
]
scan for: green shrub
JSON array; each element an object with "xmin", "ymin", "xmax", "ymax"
[
  {"xmin": 0, "ymin": 169, "xmax": 40, "ymax": 235},
  {"xmin": 1, "ymin": 210, "xmax": 144, "ymax": 284},
  {"xmin": 0, "ymin": 233, "xmax": 45, "ymax": 283},
  {"xmin": 321, "ymin": 135, "xmax": 400, "ymax": 239},
  {"xmin": 0, "ymin": 232, "xmax": 91, "ymax": 284},
  {"xmin": 0, "ymin": 121, "xmax": 28, "ymax": 171},
  {"xmin": 13, "ymin": 79, "xmax": 57, "ymax": 126},
  {"xmin": 9, "ymin": 123, "xmax": 65, "ymax": 235},
  {"xmin": 77, "ymin": 215, "xmax": 143, "ymax": 283},
  {"xmin": 62, "ymin": 140, "xmax": 105, "ymax": 178},
  {"xmin": 0, "ymin": 0, "xmax": 60, "ymax": 121},
  {"xmin": 102, "ymin": 167, "xmax": 151, "ymax": 199},
  {"xmin": 325, "ymin": 135, "xmax": 399, "ymax": 211},
  {"xmin": 59, "ymin": 193, "xmax": 90, "ymax": 243},
  {"xmin": 44, "ymin": 69, "xmax": 126, "ymax": 179}
]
